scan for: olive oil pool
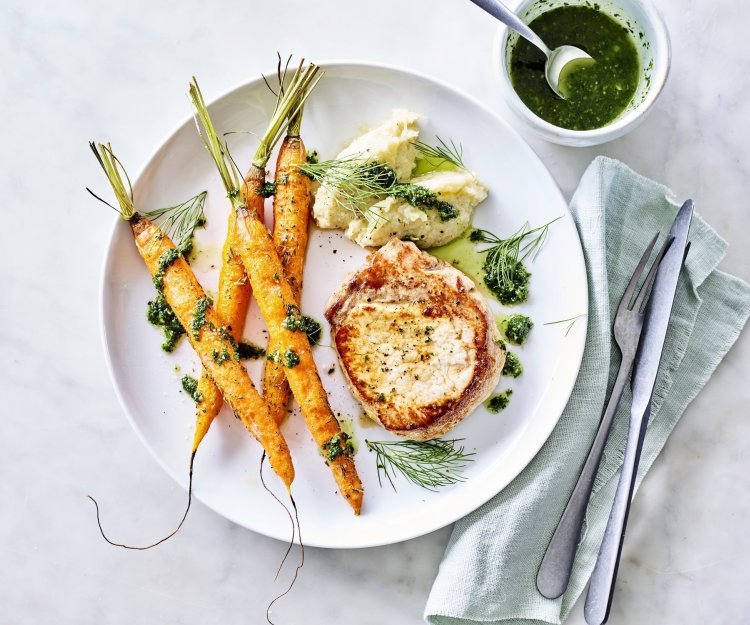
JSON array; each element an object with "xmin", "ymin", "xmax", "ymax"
[{"xmin": 509, "ymin": 5, "xmax": 640, "ymax": 130}]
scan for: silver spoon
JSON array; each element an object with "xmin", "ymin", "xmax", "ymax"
[{"xmin": 469, "ymin": 0, "xmax": 592, "ymax": 98}]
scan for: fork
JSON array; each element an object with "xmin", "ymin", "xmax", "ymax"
[{"xmin": 536, "ymin": 233, "xmax": 673, "ymax": 599}]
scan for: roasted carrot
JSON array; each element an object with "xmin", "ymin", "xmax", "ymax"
[
  {"xmin": 262, "ymin": 111, "xmax": 312, "ymax": 425},
  {"xmin": 190, "ymin": 69, "xmax": 364, "ymax": 514},
  {"xmin": 89, "ymin": 143, "xmax": 294, "ymax": 490},
  {"xmin": 192, "ymin": 60, "xmax": 314, "ymax": 447},
  {"xmin": 191, "ymin": 132, "xmax": 272, "ymax": 454},
  {"xmin": 135, "ymin": 224, "xmax": 295, "ymax": 482},
  {"xmin": 234, "ymin": 212, "xmax": 363, "ymax": 513}
]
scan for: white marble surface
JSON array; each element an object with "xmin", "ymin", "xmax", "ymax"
[{"xmin": 1, "ymin": 0, "xmax": 749, "ymax": 623}]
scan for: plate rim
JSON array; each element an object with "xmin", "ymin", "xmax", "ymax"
[{"xmin": 99, "ymin": 60, "xmax": 589, "ymax": 548}]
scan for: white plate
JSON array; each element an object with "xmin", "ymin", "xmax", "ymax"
[{"xmin": 101, "ymin": 62, "xmax": 588, "ymax": 549}]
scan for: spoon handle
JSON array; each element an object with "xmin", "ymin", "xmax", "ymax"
[{"xmin": 468, "ymin": 0, "xmax": 551, "ymax": 56}]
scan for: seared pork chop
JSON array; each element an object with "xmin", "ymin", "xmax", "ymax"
[{"xmin": 325, "ymin": 238, "xmax": 504, "ymax": 440}]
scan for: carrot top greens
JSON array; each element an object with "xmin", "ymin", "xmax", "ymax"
[
  {"xmin": 88, "ymin": 142, "xmax": 136, "ymax": 220},
  {"xmin": 264, "ymin": 54, "xmax": 306, "ymax": 138},
  {"xmin": 88, "ymin": 142, "xmax": 208, "ymax": 354},
  {"xmin": 143, "ymin": 191, "xmax": 206, "ymax": 252},
  {"xmin": 88, "ymin": 142, "xmax": 207, "ymax": 248},
  {"xmin": 189, "ymin": 60, "xmax": 322, "ymax": 202}
]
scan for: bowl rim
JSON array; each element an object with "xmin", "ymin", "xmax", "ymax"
[{"xmin": 494, "ymin": 0, "xmax": 672, "ymax": 139}]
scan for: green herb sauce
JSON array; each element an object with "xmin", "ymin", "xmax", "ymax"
[
  {"xmin": 281, "ymin": 305, "xmax": 323, "ymax": 346},
  {"xmin": 483, "ymin": 257, "xmax": 530, "ymax": 305},
  {"xmin": 363, "ymin": 162, "xmax": 458, "ymax": 220},
  {"xmin": 298, "ymin": 156, "xmax": 460, "ymax": 220},
  {"xmin": 486, "ymin": 389, "xmax": 513, "ymax": 413},
  {"xmin": 338, "ymin": 416, "xmax": 358, "ymax": 453},
  {"xmin": 301, "ymin": 316, "xmax": 323, "ymax": 346},
  {"xmin": 212, "ymin": 347, "xmax": 231, "ymax": 365},
  {"xmin": 502, "ymin": 351, "xmax": 523, "ymax": 378},
  {"xmin": 179, "ymin": 237, "xmax": 196, "ymax": 259},
  {"xmin": 322, "ymin": 432, "xmax": 354, "ymax": 462},
  {"xmin": 143, "ymin": 194, "xmax": 207, "ymax": 352},
  {"xmin": 259, "ymin": 182, "xmax": 277, "ymax": 198},
  {"xmin": 146, "ymin": 293, "xmax": 185, "ymax": 352},
  {"xmin": 181, "ymin": 375, "xmax": 203, "ymax": 403},
  {"xmin": 152, "ymin": 247, "xmax": 181, "ymax": 291},
  {"xmin": 430, "ymin": 227, "xmax": 532, "ymax": 305},
  {"xmin": 391, "ymin": 183, "xmax": 458, "ymax": 221},
  {"xmin": 429, "ymin": 228, "xmax": 486, "ymax": 285},
  {"xmin": 509, "ymin": 6, "xmax": 640, "ymax": 130},
  {"xmin": 504, "ymin": 314, "xmax": 534, "ymax": 345},
  {"xmin": 411, "ymin": 156, "xmax": 460, "ymax": 177},
  {"xmin": 268, "ymin": 349, "xmax": 301, "ymax": 368},
  {"xmin": 191, "ymin": 297, "xmax": 212, "ymax": 339},
  {"xmin": 237, "ymin": 340, "xmax": 266, "ymax": 360}
]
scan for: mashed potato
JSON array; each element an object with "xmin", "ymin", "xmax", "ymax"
[
  {"xmin": 313, "ymin": 109, "xmax": 420, "ymax": 229},
  {"xmin": 345, "ymin": 170, "xmax": 488, "ymax": 248},
  {"xmin": 312, "ymin": 109, "xmax": 488, "ymax": 248}
]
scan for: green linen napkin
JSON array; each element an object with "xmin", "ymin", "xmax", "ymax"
[{"xmin": 424, "ymin": 156, "xmax": 750, "ymax": 625}]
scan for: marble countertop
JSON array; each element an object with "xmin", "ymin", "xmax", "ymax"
[{"xmin": 2, "ymin": 0, "xmax": 748, "ymax": 623}]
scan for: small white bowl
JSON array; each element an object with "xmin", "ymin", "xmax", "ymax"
[{"xmin": 494, "ymin": 0, "xmax": 671, "ymax": 146}]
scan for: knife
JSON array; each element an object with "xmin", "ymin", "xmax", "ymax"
[{"xmin": 584, "ymin": 199, "xmax": 694, "ymax": 625}]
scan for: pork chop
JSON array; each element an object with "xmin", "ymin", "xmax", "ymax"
[{"xmin": 325, "ymin": 238, "xmax": 504, "ymax": 441}]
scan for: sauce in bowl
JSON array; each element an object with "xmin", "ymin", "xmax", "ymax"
[{"xmin": 509, "ymin": 5, "xmax": 640, "ymax": 130}]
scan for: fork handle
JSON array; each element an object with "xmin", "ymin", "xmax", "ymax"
[
  {"xmin": 584, "ymin": 404, "xmax": 650, "ymax": 625},
  {"xmin": 536, "ymin": 358, "xmax": 634, "ymax": 599}
]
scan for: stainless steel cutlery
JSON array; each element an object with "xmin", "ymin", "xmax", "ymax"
[
  {"xmin": 536, "ymin": 200, "xmax": 694, "ymax": 624},
  {"xmin": 537, "ymin": 232, "xmax": 673, "ymax": 599}
]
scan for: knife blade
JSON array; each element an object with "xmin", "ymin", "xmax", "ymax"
[
  {"xmin": 584, "ymin": 199, "xmax": 694, "ymax": 625},
  {"xmin": 630, "ymin": 200, "xmax": 693, "ymax": 421}
]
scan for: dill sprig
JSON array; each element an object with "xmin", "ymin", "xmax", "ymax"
[
  {"xmin": 413, "ymin": 136, "xmax": 465, "ymax": 169},
  {"xmin": 365, "ymin": 438, "xmax": 474, "ymax": 491},
  {"xmin": 470, "ymin": 217, "xmax": 561, "ymax": 302},
  {"xmin": 298, "ymin": 156, "xmax": 394, "ymax": 221},
  {"xmin": 544, "ymin": 314, "xmax": 586, "ymax": 336},
  {"xmin": 87, "ymin": 142, "xmax": 136, "ymax": 220},
  {"xmin": 297, "ymin": 156, "xmax": 458, "ymax": 222},
  {"xmin": 298, "ymin": 136, "xmax": 467, "ymax": 221},
  {"xmin": 143, "ymin": 191, "xmax": 207, "ymax": 248}
]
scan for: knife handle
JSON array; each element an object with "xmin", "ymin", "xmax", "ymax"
[
  {"xmin": 537, "ymin": 358, "xmax": 634, "ymax": 599},
  {"xmin": 584, "ymin": 408, "xmax": 650, "ymax": 625}
]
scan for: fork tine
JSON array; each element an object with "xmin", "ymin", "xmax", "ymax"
[
  {"xmin": 634, "ymin": 235, "xmax": 675, "ymax": 312},
  {"xmin": 618, "ymin": 232, "xmax": 659, "ymax": 314}
]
